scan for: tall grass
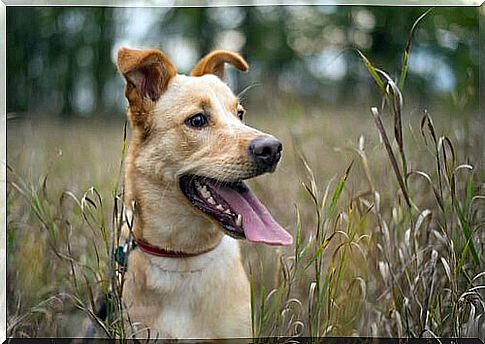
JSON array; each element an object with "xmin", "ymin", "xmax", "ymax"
[
  {"xmin": 7, "ymin": 122, "xmax": 133, "ymax": 338},
  {"xmin": 249, "ymin": 10, "xmax": 484, "ymax": 338},
  {"xmin": 6, "ymin": 11, "xmax": 484, "ymax": 339},
  {"xmin": 248, "ymin": 108, "xmax": 483, "ymax": 337}
]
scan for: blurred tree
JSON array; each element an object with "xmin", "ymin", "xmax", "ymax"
[
  {"xmin": 92, "ymin": 8, "xmax": 116, "ymax": 114},
  {"xmin": 7, "ymin": 7, "xmax": 117, "ymax": 117},
  {"xmin": 6, "ymin": 6, "xmax": 480, "ymax": 118}
]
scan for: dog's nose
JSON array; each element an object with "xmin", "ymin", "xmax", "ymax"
[{"xmin": 248, "ymin": 136, "xmax": 283, "ymax": 172}]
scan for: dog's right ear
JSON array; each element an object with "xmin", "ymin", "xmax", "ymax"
[{"xmin": 117, "ymin": 48, "xmax": 177, "ymax": 114}]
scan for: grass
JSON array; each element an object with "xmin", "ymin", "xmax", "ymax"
[
  {"xmin": 6, "ymin": 107, "xmax": 483, "ymax": 339},
  {"xmin": 6, "ymin": 13, "xmax": 485, "ymax": 339},
  {"xmin": 250, "ymin": 110, "xmax": 483, "ymax": 338}
]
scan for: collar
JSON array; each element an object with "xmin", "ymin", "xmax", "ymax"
[{"xmin": 133, "ymin": 237, "xmax": 221, "ymax": 258}]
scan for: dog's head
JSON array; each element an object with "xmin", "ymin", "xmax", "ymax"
[{"xmin": 117, "ymin": 48, "xmax": 292, "ymax": 246}]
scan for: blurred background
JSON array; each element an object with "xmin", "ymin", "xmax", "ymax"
[
  {"xmin": 6, "ymin": 5, "xmax": 484, "ymax": 338},
  {"xmin": 7, "ymin": 6, "xmax": 480, "ymax": 118}
]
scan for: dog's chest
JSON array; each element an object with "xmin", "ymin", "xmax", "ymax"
[{"xmin": 124, "ymin": 237, "xmax": 251, "ymax": 338}]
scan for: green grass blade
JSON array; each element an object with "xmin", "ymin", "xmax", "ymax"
[
  {"xmin": 356, "ymin": 49, "xmax": 386, "ymax": 92},
  {"xmin": 259, "ymin": 259, "xmax": 266, "ymax": 336},
  {"xmin": 304, "ymin": 235, "xmax": 334, "ymax": 271},
  {"xmin": 399, "ymin": 8, "xmax": 433, "ymax": 91},
  {"xmin": 454, "ymin": 174, "xmax": 480, "ymax": 265},
  {"xmin": 248, "ymin": 262, "xmax": 256, "ymax": 338},
  {"xmin": 327, "ymin": 161, "xmax": 353, "ymax": 217}
]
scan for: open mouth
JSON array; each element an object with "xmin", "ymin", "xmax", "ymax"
[{"xmin": 179, "ymin": 175, "xmax": 293, "ymax": 246}]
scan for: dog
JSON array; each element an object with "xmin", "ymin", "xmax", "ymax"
[{"xmin": 116, "ymin": 48, "xmax": 293, "ymax": 339}]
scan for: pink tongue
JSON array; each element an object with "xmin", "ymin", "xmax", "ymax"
[{"xmin": 212, "ymin": 184, "xmax": 293, "ymax": 246}]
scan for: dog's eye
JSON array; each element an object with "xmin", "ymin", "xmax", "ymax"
[
  {"xmin": 237, "ymin": 109, "xmax": 245, "ymax": 120},
  {"xmin": 186, "ymin": 113, "xmax": 208, "ymax": 128}
]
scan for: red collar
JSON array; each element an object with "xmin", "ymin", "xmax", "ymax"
[{"xmin": 133, "ymin": 237, "xmax": 220, "ymax": 258}]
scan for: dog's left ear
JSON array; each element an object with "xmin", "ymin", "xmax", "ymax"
[{"xmin": 191, "ymin": 50, "xmax": 248, "ymax": 80}]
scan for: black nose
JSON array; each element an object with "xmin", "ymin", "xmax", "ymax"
[{"xmin": 248, "ymin": 136, "xmax": 283, "ymax": 172}]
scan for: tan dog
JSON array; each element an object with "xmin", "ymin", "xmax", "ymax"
[{"xmin": 116, "ymin": 48, "xmax": 293, "ymax": 339}]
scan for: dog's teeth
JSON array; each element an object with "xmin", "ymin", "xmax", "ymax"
[
  {"xmin": 203, "ymin": 189, "xmax": 211, "ymax": 198},
  {"xmin": 224, "ymin": 209, "xmax": 231, "ymax": 215},
  {"xmin": 235, "ymin": 214, "xmax": 242, "ymax": 227},
  {"xmin": 216, "ymin": 204, "xmax": 224, "ymax": 211},
  {"xmin": 207, "ymin": 197, "xmax": 216, "ymax": 205},
  {"xmin": 196, "ymin": 183, "xmax": 212, "ymax": 199}
]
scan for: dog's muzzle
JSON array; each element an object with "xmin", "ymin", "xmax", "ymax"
[{"xmin": 248, "ymin": 136, "xmax": 283, "ymax": 173}]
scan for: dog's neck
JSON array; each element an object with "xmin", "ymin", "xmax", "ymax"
[
  {"xmin": 138, "ymin": 235, "xmax": 240, "ymax": 275},
  {"xmin": 125, "ymin": 163, "xmax": 224, "ymax": 254},
  {"xmin": 134, "ymin": 235, "xmax": 222, "ymax": 258}
]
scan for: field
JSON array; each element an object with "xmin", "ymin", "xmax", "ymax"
[
  {"xmin": 4, "ymin": 2, "xmax": 485, "ymax": 340},
  {"xmin": 6, "ymin": 86, "xmax": 484, "ymax": 338}
]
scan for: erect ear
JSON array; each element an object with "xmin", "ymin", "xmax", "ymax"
[
  {"xmin": 191, "ymin": 50, "xmax": 248, "ymax": 80},
  {"xmin": 117, "ymin": 48, "xmax": 177, "ymax": 104}
]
